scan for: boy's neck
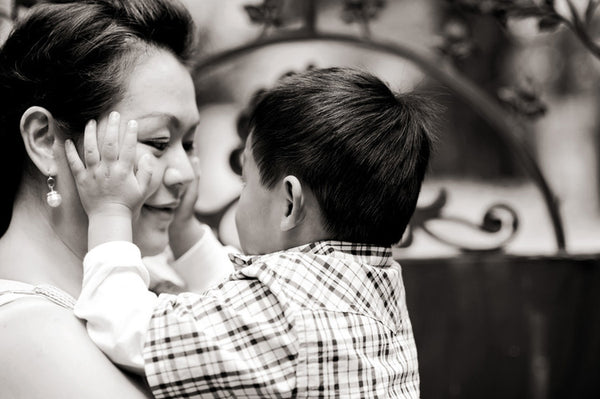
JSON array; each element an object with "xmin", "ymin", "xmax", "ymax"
[{"xmin": 278, "ymin": 216, "xmax": 330, "ymax": 253}]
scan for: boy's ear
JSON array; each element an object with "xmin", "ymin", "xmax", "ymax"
[
  {"xmin": 20, "ymin": 106, "xmax": 59, "ymax": 175},
  {"xmin": 280, "ymin": 175, "xmax": 305, "ymax": 232}
]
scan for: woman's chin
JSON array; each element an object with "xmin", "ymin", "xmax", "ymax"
[
  {"xmin": 133, "ymin": 212, "xmax": 173, "ymax": 257},
  {"xmin": 141, "ymin": 243, "xmax": 168, "ymax": 257},
  {"xmin": 133, "ymin": 232, "xmax": 169, "ymax": 257}
]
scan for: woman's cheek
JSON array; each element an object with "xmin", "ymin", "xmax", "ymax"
[{"xmin": 136, "ymin": 146, "xmax": 164, "ymax": 197}]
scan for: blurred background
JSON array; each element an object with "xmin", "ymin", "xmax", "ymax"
[
  {"xmin": 2, "ymin": 0, "xmax": 599, "ymax": 397},
  {"xmin": 183, "ymin": 0, "xmax": 600, "ymax": 258}
]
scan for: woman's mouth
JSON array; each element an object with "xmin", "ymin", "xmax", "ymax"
[{"xmin": 143, "ymin": 204, "xmax": 177, "ymax": 220}]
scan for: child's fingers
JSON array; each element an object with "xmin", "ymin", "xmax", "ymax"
[
  {"xmin": 64, "ymin": 139, "xmax": 85, "ymax": 178},
  {"xmin": 136, "ymin": 153, "xmax": 155, "ymax": 195},
  {"xmin": 120, "ymin": 120, "xmax": 138, "ymax": 168},
  {"xmin": 83, "ymin": 120, "xmax": 100, "ymax": 168},
  {"xmin": 190, "ymin": 156, "xmax": 201, "ymax": 179},
  {"xmin": 101, "ymin": 111, "xmax": 120, "ymax": 161}
]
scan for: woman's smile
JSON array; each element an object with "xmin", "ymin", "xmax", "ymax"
[{"xmin": 142, "ymin": 202, "xmax": 179, "ymax": 222}]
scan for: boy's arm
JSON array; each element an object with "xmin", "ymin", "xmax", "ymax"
[
  {"xmin": 76, "ymin": 251, "xmax": 300, "ymax": 396},
  {"xmin": 143, "ymin": 272, "xmax": 299, "ymax": 397},
  {"xmin": 171, "ymin": 223, "xmax": 236, "ymax": 292},
  {"xmin": 75, "ymin": 244, "xmax": 296, "ymax": 394},
  {"xmin": 167, "ymin": 158, "xmax": 235, "ymax": 291},
  {"xmin": 74, "ymin": 241, "xmax": 158, "ymax": 374},
  {"xmin": 65, "ymin": 112, "xmax": 161, "ymax": 373}
]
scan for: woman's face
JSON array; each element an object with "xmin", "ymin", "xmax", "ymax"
[
  {"xmin": 67, "ymin": 49, "xmax": 200, "ymax": 256},
  {"xmin": 123, "ymin": 50, "xmax": 199, "ymax": 255}
]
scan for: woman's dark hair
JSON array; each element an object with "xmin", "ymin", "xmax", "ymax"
[
  {"xmin": 0, "ymin": 0, "xmax": 195, "ymax": 235},
  {"xmin": 249, "ymin": 67, "xmax": 437, "ymax": 246}
]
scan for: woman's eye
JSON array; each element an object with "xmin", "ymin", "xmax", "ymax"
[{"xmin": 143, "ymin": 140, "xmax": 169, "ymax": 152}]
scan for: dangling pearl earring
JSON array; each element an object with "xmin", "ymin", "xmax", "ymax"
[{"xmin": 46, "ymin": 175, "xmax": 62, "ymax": 207}]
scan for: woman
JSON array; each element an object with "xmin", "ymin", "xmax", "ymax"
[{"xmin": 0, "ymin": 0, "xmax": 230, "ymax": 397}]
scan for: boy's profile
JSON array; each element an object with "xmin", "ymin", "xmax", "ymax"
[{"xmin": 67, "ymin": 67, "xmax": 437, "ymax": 398}]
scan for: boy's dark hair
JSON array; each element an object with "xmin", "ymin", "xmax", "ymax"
[
  {"xmin": 0, "ymin": 0, "xmax": 195, "ymax": 235},
  {"xmin": 248, "ymin": 67, "xmax": 437, "ymax": 246}
]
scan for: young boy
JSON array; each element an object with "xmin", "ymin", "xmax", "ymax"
[{"xmin": 67, "ymin": 67, "xmax": 436, "ymax": 398}]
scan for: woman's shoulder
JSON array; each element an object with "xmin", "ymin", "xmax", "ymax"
[
  {"xmin": 0, "ymin": 281, "xmax": 152, "ymax": 398},
  {"xmin": 0, "ymin": 279, "xmax": 35, "ymax": 304},
  {"xmin": 0, "ymin": 279, "xmax": 76, "ymax": 309}
]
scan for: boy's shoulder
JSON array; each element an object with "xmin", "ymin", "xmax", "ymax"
[
  {"xmin": 229, "ymin": 248, "xmax": 315, "ymax": 276},
  {"xmin": 226, "ymin": 241, "xmax": 401, "ymax": 315}
]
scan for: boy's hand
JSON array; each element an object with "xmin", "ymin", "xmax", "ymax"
[
  {"xmin": 65, "ymin": 112, "xmax": 156, "ymax": 248},
  {"xmin": 168, "ymin": 156, "xmax": 206, "ymax": 258},
  {"xmin": 65, "ymin": 111, "xmax": 154, "ymax": 219},
  {"xmin": 172, "ymin": 156, "xmax": 200, "ymax": 227}
]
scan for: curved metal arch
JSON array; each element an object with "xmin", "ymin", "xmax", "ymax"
[{"xmin": 193, "ymin": 30, "xmax": 566, "ymax": 253}]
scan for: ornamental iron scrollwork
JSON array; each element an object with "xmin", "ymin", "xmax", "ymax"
[{"xmin": 394, "ymin": 189, "xmax": 519, "ymax": 253}]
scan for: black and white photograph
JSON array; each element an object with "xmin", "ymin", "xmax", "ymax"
[{"xmin": 0, "ymin": 0, "xmax": 599, "ymax": 398}]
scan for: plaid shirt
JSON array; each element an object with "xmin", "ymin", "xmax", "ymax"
[{"xmin": 144, "ymin": 241, "xmax": 419, "ymax": 398}]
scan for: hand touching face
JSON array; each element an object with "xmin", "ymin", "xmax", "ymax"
[{"xmin": 109, "ymin": 49, "xmax": 200, "ymax": 256}]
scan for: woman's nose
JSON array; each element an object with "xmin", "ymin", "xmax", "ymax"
[{"xmin": 163, "ymin": 155, "xmax": 195, "ymax": 189}]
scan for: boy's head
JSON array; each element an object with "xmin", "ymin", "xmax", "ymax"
[{"xmin": 235, "ymin": 67, "xmax": 437, "ymax": 255}]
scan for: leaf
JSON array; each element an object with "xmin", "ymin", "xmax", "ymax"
[
  {"xmin": 497, "ymin": 86, "xmax": 547, "ymax": 118},
  {"xmin": 272, "ymin": 16, "xmax": 283, "ymax": 27},
  {"xmin": 585, "ymin": 0, "xmax": 599, "ymax": 24},
  {"xmin": 244, "ymin": 5, "xmax": 266, "ymax": 24},
  {"xmin": 538, "ymin": 15, "xmax": 563, "ymax": 30},
  {"xmin": 341, "ymin": 0, "xmax": 386, "ymax": 23}
]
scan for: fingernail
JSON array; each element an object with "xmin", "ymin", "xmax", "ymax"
[
  {"xmin": 127, "ymin": 120, "xmax": 138, "ymax": 129},
  {"xmin": 109, "ymin": 111, "xmax": 120, "ymax": 122}
]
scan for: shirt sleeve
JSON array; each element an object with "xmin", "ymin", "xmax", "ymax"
[
  {"xmin": 75, "ymin": 242, "xmax": 299, "ymax": 396},
  {"xmin": 143, "ymin": 248, "xmax": 185, "ymax": 292},
  {"xmin": 171, "ymin": 224, "xmax": 236, "ymax": 292},
  {"xmin": 73, "ymin": 241, "xmax": 158, "ymax": 374},
  {"xmin": 143, "ymin": 274, "xmax": 299, "ymax": 398}
]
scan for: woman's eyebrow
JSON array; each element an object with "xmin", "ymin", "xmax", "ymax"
[{"xmin": 135, "ymin": 112, "xmax": 199, "ymax": 130}]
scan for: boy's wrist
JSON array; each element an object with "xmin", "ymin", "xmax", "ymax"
[
  {"xmin": 168, "ymin": 218, "xmax": 206, "ymax": 259},
  {"xmin": 87, "ymin": 203, "xmax": 134, "ymax": 219},
  {"xmin": 87, "ymin": 206, "xmax": 134, "ymax": 250}
]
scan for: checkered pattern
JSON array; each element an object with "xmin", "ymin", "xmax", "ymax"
[{"xmin": 144, "ymin": 241, "xmax": 419, "ymax": 398}]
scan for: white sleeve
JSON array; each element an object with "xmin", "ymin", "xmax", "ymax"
[
  {"xmin": 73, "ymin": 241, "xmax": 158, "ymax": 374},
  {"xmin": 171, "ymin": 224, "xmax": 236, "ymax": 292}
]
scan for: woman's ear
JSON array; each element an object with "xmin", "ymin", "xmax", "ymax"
[
  {"xmin": 20, "ymin": 106, "xmax": 59, "ymax": 175},
  {"xmin": 280, "ymin": 175, "xmax": 305, "ymax": 232}
]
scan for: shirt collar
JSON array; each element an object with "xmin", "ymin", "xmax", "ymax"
[{"xmin": 230, "ymin": 241, "xmax": 394, "ymax": 268}]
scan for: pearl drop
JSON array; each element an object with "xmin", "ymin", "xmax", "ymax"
[{"xmin": 47, "ymin": 191, "xmax": 62, "ymax": 207}]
